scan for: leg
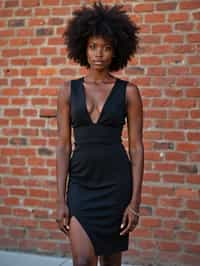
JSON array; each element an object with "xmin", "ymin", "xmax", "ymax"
[
  {"xmin": 100, "ymin": 252, "xmax": 122, "ymax": 266},
  {"xmin": 69, "ymin": 216, "xmax": 98, "ymax": 266}
]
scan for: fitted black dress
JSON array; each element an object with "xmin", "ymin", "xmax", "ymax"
[{"xmin": 66, "ymin": 77, "xmax": 133, "ymax": 256}]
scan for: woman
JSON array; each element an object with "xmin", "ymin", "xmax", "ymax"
[{"xmin": 56, "ymin": 2, "xmax": 144, "ymax": 266}]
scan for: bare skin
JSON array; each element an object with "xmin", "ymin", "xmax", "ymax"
[{"xmin": 56, "ymin": 36, "xmax": 144, "ymax": 266}]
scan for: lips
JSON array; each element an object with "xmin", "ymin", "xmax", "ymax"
[{"xmin": 93, "ymin": 61, "xmax": 104, "ymax": 64}]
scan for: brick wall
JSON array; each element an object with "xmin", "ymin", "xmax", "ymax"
[{"xmin": 0, "ymin": 1, "xmax": 199, "ymax": 265}]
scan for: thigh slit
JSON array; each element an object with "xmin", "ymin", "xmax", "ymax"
[{"xmin": 69, "ymin": 215, "xmax": 97, "ymax": 256}]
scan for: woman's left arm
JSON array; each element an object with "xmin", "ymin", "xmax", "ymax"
[
  {"xmin": 126, "ymin": 82, "xmax": 144, "ymax": 212},
  {"xmin": 120, "ymin": 82, "xmax": 144, "ymax": 235}
]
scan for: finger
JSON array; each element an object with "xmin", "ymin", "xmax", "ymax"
[
  {"xmin": 120, "ymin": 211, "xmax": 128, "ymax": 229},
  {"xmin": 60, "ymin": 225, "xmax": 69, "ymax": 235},
  {"xmin": 57, "ymin": 219, "xmax": 69, "ymax": 235},
  {"xmin": 129, "ymin": 223, "xmax": 137, "ymax": 231},
  {"xmin": 65, "ymin": 216, "xmax": 70, "ymax": 230},
  {"xmin": 129, "ymin": 219, "xmax": 139, "ymax": 231},
  {"xmin": 120, "ymin": 215, "xmax": 132, "ymax": 235}
]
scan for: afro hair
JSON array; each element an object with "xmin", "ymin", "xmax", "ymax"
[{"xmin": 63, "ymin": 1, "xmax": 140, "ymax": 72}]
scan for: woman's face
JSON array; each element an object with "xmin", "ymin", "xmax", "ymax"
[{"xmin": 86, "ymin": 35, "xmax": 114, "ymax": 70}]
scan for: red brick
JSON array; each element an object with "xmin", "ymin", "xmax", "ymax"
[
  {"xmin": 138, "ymin": 239, "xmax": 156, "ymax": 249},
  {"xmin": 187, "ymin": 200, "xmax": 200, "ymax": 210},
  {"xmin": 144, "ymin": 151, "xmax": 161, "ymax": 161},
  {"xmin": 175, "ymin": 22, "xmax": 194, "ymax": 31},
  {"xmin": 187, "ymin": 175, "xmax": 200, "ymax": 184},
  {"xmin": 154, "ymin": 229, "xmax": 174, "ymax": 239},
  {"xmin": 152, "ymin": 24, "xmax": 172, "ymax": 33},
  {"xmin": 141, "ymin": 35, "xmax": 161, "ymax": 43},
  {"xmin": 164, "ymin": 34, "xmax": 184, "ymax": 43},
  {"xmin": 43, "ymin": 0, "xmax": 60, "ymax": 4},
  {"xmin": 153, "ymin": 45, "xmax": 173, "ymax": 55},
  {"xmin": 30, "ymin": 167, "xmax": 48, "ymax": 175},
  {"xmin": 180, "ymin": 1, "xmax": 200, "ymax": 10},
  {"xmin": 151, "ymin": 187, "xmax": 174, "ymax": 196},
  {"xmin": 164, "ymin": 219, "xmax": 182, "ymax": 229},
  {"xmin": 62, "ymin": 0, "xmax": 80, "ymax": 4},
  {"xmin": 140, "ymin": 56, "xmax": 161, "ymax": 65},
  {"xmin": 142, "ymin": 196, "xmax": 157, "ymax": 206},
  {"xmin": 160, "ymin": 198, "xmax": 182, "ymax": 208},
  {"xmin": 177, "ymin": 231, "xmax": 197, "ymax": 241},
  {"xmin": 0, "ymin": 9, "xmax": 13, "ymax": 16},
  {"xmin": 28, "ymin": 229, "xmax": 48, "ymax": 239},
  {"xmin": 16, "ymin": 29, "xmax": 33, "ymax": 36},
  {"xmin": 175, "ymin": 188, "xmax": 198, "ymax": 199},
  {"xmin": 154, "ymin": 163, "xmax": 176, "ymax": 171},
  {"xmin": 29, "ymin": 189, "xmax": 48, "ymax": 198},
  {"xmin": 173, "ymin": 44, "xmax": 195, "ymax": 53},
  {"xmin": 10, "ymin": 188, "xmax": 27, "ymax": 196},
  {"xmin": 22, "ymin": 0, "xmax": 39, "ymax": 7},
  {"xmin": 13, "ymin": 208, "xmax": 30, "ymax": 217},
  {"xmin": 177, "ymin": 143, "xmax": 198, "ymax": 152},
  {"xmin": 156, "ymin": 2, "xmax": 177, "ymax": 11},
  {"xmin": 186, "ymin": 88, "xmax": 200, "ymax": 97},
  {"xmin": 185, "ymin": 223, "xmax": 200, "ymax": 232},
  {"xmin": 156, "ymin": 208, "xmax": 176, "ymax": 218},
  {"xmin": 159, "ymin": 242, "xmax": 181, "ymax": 252},
  {"xmin": 188, "ymin": 33, "xmax": 200, "ymax": 42},
  {"xmin": 9, "ymin": 39, "xmax": 27, "ymax": 46},
  {"xmin": 179, "ymin": 119, "xmax": 200, "ymax": 129},
  {"xmin": 0, "ymin": 188, "xmax": 8, "ymax": 196},
  {"xmin": 134, "ymin": 3, "xmax": 154, "ymax": 13},
  {"xmin": 40, "ymin": 221, "xmax": 57, "ymax": 230},
  {"xmin": 2, "ymin": 177, "xmax": 21, "ymax": 186},
  {"xmin": 168, "ymin": 12, "xmax": 189, "ymax": 22},
  {"xmin": 179, "ymin": 210, "xmax": 199, "ymax": 220},
  {"xmin": 165, "ymin": 152, "xmax": 186, "ymax": 161},
  {"xmin": 191, "ymin": 66, "xmax": 200, "ymax": 74},
  {"xmin": 2, "ymin": 49, "xmax": 19, "ymax": 57},
  {"xmin": 9, "ymin": 228, "xmax": 26, "ymax": 238},
  {"xmin": 192, "ymin": 11, "xmax": 200, "ymax": 20},
  {"xmin": 141, "ymin": 218, "xmax": 161, "ymax": 227},
  {"xmin": 20, "ymin": 48, "xmax": 37, "ymax": 56},
  {"xmin": 33, "ymin": 209, "xmax": 48, "ymax": 218},
  {"xmin": 191, "ymin": 110, "xmax": 200, "ymax": 118},
  {"xmin": 184, "ymin": 244, "xmax": 200, "ymax": 255},
  {"xmin": 175, "ymin": 99, "xmax": 196, "ymax": 108},
  {"xmin": 147, "ymin": 67, "xmax": 166, "ymax": 76},
  {"xmin": 35, "ymin": 8, "xmax": 50, "ymax": 16},
  {"xmin": 145, "ymin": 14, "xmax": 165, "ymax": 23},
  {"xmin": 3, "ymin": 197, "xmax": 19, "ymax": 205}
]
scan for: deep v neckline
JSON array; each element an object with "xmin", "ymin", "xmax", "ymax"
[{"xmin": 80, "ymin": 77, "xmax": 118, "ymax": 125}]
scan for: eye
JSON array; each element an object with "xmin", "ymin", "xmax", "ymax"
[
  {"xmin": 89, "ymin": 43, "xmax": 96, "ymax": 49},
  {"xmin": 104, "ymin": 45, "xmax": 112, "ymax": 51}
]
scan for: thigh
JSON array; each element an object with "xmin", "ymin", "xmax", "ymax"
[
  {"xmin": 100, "ymin": 252, "xmax": 122, "ymax": 266},
  {"xmin": 69, "ymin": 216, "xmax": 98, "ymax": 266}
]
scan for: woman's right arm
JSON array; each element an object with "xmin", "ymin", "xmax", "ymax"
[{"xmin": 55, "ymin": 80, "xmax": 71, "ymax": 234}]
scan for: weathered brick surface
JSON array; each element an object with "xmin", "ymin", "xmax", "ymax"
[{"xmin": 0, "ymin": 0, "xmax": 199, "ymax": 265}]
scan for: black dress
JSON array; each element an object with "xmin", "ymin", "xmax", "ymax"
[{"xmin": 67, "ymin": 77, "xmax": 133, "ymax": 256}]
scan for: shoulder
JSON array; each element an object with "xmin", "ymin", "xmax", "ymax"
[
  {"xmin": 58, "ymin": 77, "xmax": 82, "ymax": 104},
  {"xmin": 125, "ymin": 80, "xmax": 142, "ymax": 107}
]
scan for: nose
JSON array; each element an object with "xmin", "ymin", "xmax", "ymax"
[{"xmin": 95, "ymin": 48, "xmax": 103, "ymax": 57}]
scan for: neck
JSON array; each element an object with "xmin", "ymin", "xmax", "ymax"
[{"xmin": 86, "ymin": 69, "xmax": 112, "ymax": 81}]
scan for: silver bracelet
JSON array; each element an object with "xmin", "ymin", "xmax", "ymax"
[{"xmin": 128, "ymin": 206, "xmax": 140, "ymax": 217}]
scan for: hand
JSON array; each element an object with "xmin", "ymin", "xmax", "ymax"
[
  {"xmin": 56, "ymin": 202, "xmax": 70, "ymax": 236},
  {"xmin": 120, "ymin": 204, "xmax": 139, "ymax": 236}
]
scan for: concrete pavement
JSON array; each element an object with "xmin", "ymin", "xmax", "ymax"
[
  {"xmin": 0, "ymin": 250, "xmax": 72, "ymax": 266},
  {"xmin": 0, "ymin": 250, "xmax": 138, "ymax": 266}
]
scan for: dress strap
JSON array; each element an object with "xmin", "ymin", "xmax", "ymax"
[{"xmin": 117, "ymin": 78, "xmax": 128, "ymax": 116}]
